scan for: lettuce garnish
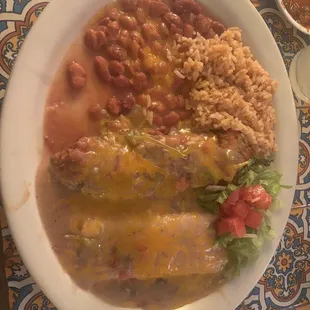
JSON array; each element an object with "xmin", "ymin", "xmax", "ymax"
[{"xmin": 198, "ymin": 159, "xmax": 291, "ymax": 278}]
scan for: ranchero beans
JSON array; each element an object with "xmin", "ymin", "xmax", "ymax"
[
  {"xmin": 84, "ymin": 29, "xmax": 107, "ymax": 50},
  {"xmin": 109, "ymin": 60, "xmax": 125, "ymax": 76},
  {"xmin": 68, "ymin": 0, "xmax": 225, "ymax": 128},
  {"xmin": 95, "ymin": 56, "xmax": 112, "ymax": 82},
  {"xmin": 67, "ymin": 61, "xmax": 86, "ymax": 89}
]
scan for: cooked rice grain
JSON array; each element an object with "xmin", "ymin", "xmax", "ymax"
[{"xmin": 172, "ymin": 28, "xmax": 278, "ymax": 157}]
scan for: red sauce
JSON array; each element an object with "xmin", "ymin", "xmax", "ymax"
[{"xmin": 284, "ymin": 0, "xmax": 310, "ymax": 28}]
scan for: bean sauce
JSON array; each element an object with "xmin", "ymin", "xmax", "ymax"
[{"xmin": 284, "ymin": 0, "xmax": 310, "ymax": 28}]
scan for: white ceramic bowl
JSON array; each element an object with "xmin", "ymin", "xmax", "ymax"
[
  {"xmin": 276, "ymin": 0, "xmax": 310, "ymax": 35},
  {"xmin": 0, "ymin": 0, "xmax": 299, "ymax": 309}
]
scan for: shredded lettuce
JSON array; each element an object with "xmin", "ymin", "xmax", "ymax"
[
  {"xmin": 198, "ymin": 184, "xmax": 238, "ymax": 213},
  {"xmin": 198, "ymin": 159, "xmax": 288, "ymax": 279},
  {"xmin": 233, "ymin": 159, "xmax": 290, "ymax": 198},
  {"xmin": 217, "ymin": 216, "xmax": 275, "ymax": 279},
  {"xmin": 220, "ymin": 237, "xmax": 261, "ymax": 279}
]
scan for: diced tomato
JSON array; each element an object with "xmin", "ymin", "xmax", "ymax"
[
  {"xmin": 226, "ymin": 188, "xmax": 242, "ymax": 205},
  {"xmin": 232, "ymin": 200, "xmax": 250, "ymax": 219},
  {"xmin": 254, "ymin": 194, "xmax": 272, "ymax": 210},
  {"xmin": 216, "ymin": 219, "xmax": 231, "ymax": 235},
  {"xmin": 242, "ymin": 185, "xmax": 272, "ymax": 210},
  {"xmin": 216, "ymin": 217, "xmax": 246, "ymax": 238},
  {"xmin": 220, "ymin": 201, "xmax": 234, "ymax": 217},
  {"xmin": 244, "ymin": 209, "xmax": 264, "ymax": 229}
]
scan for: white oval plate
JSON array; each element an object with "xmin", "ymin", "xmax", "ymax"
[{"xmin": 0, "ymin": 0, "xmax": 298, "ymax": 309}]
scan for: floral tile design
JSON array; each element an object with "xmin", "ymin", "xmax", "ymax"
[{"xmin": 239, "ymin": 207, "xmax": 310, "ymax": 310}]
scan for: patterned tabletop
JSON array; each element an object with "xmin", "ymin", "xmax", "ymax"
[{"xmin": 0, "ymin": 0, "xmax": 309, "ymax": 309}]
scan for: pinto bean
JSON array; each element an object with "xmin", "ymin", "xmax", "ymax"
[
  {"xmin": 68, "ymin": 61, "xmax": 86, "ymax": 89},
  {"xmin": 112, "ymin": 75, "xmax": 131, "ymax": 88},
  {"xmin": 95, "ymin": 31, "xmax": 107, "ymax": 49},
  {"xmin": 106, "ymin": 44, "xmax": 127, "ymax": 61},
  {"xmin": 149, "ymin": 1, "xmax": 170, "ymax": 18},
  {"xmin": 99, "ymin": 17, "xmax": 111, "ymax": 26},
  {"xmin": 120, "ymin": 93, "xmax": 136, "ymax": 115},
  {"xmin": 158, "ymin": 22, "xmax": 169, "ymax": 37},
  {"xmin": 179, "ymin": 12, "xmax": 196, "ymax": 25},
  {"xmin": 163, "ymin": 111, "xmax": 180, "ymax": 126},
  {"xmin": 107, "ymin": 97, "xmax": 121, "ymax": 115},
  {"xmin": 136, "ymin": 7, "xmax": 147, "ymax": 24},
  {"xmin": 117, "ymin": 36, "xmax": 129, "ymax": 48},
  {"xmin": 128, "ymin": 41, "xmax": 140, "ymax": 59},
  {"xmin": 136, "ymin": 94, "xmax": 149, "ymax": 107},
  {"xmin": 173, "ymin": 0, "xmax": 201, "ymax": 15},
  {"xmin": 170, "ymin": 23, "xmax": 183, "ymax": 35},
  {"xmin": 96, "ymin": 25, "xmax": 106, "ymax": 33},
  {"xmin": 123, "ymin": 61, "xmax": 133, "ymax": 76},
  {"xmin": 131, "ymin": 31, "xmax": 145, "ymax": 46},
  {"xmin": 84, "ymin": 29, "xmax": 107, "ymax": 50},
  {"xmin": 142, "ymin": 24, "xmax": 160, "ymax": 41},
  {"xmin": 94, "ymin": 56, "xmax": 112, "ymax": 82},
  {"xmin": 119, "ymin": 15, "xmax": 138, "ymax": 30},
  {"xmin": 153, "ymin": 115, "xmax": 164, "ymax": 126},
  {"xmin": 89, "ymin": 104, "xmax": 103, "ymax": 120},
  {"xmin": 120, "ymin": 0, "xmax": 138, "ymax": 12},
  {"xmin": 152, "ymin": 102, "xmax": 167, "ymax": 113},
  {"xmin": 132, "ymin": 72, "xmax": 148, "ymax": 92},
  {"xmin": 106, "ymin": 21, "xmax": 120, "ymax": 39},
  {"xmin": 132, "ymin": 59, "xmax": 142, "ymax": 72},
  {"xmin": 120, "ymin": 29, "xmax": 130, "ymax": 37},
  {"xmin": 138, "ymin": 0, "xmax": 151, "ymax": 12},
  {"xmin": 211, "ymin": 21, "xmax": 226, "ymax": 35},
  {"xmin": 203, "ymin": 28, "xmax": 216, "ymax": 39},
  {"xmin": 163, "ymin": 12, "xmax": 182, "ymax": 25},
  {"xmin": 123, "ymin": 60, "xmax": 141, "ymax": 76},
  {"xmin": 109, "ymin": 60, "xmax": 125, "ymax": 76},
  {"xmin": 117, "ymin": 30, "xmax": 130, "ymax": 48},
  {"xmin": 105, "ymin": 7, "xmax": 121, "ymax": 21},
  {"xmin": 196, "ymin": 15, "xmax": 212, "ymax": 35},
  {"xmin": 183, "ymin": 23, "xmax": 194, "ymax": 37},
  {"xmin": 84, "ymin": 29, "xmax": 96, "ymax": 48}
]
